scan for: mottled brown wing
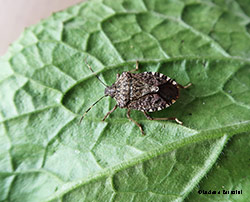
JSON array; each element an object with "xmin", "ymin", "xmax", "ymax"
[
  {"xmin": 114, "ymin": 72, "xmax": 179, "ymax": 109},
  {"xmin": 114, "ymin": 72, "xmax": 166, "ymax": 108},
  {"xmin": 132, "ymin": 72, "xmax": 174, "ymax": 86},
  {"xmin": 131, "ymin": 72, "xmax": 179, "ymax": 108},
  {"xmin": 127, "ymin": 93, "xmax": 172, "ymax": 112}
]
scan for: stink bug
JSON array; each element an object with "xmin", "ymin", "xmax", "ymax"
[{"xmin": 80, "ymin": 61, "xmax": 191, "ymax": 135}]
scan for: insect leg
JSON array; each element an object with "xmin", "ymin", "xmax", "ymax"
[
  {"xmin": 127, "ymin": 109, "xmax": 145, "ymax": 135},
  {"xmin": 178, "ymin": 83, "xmax": 192, "ymax": 89},
  {"xmin": 143, "ymin": 111, "xmax": 183, "ymax": 125},
  {"xmin": 128, "ymin": 60, "xmax": 139, "ymax": 73},
  {"xmin": 102, "ymin": 105, "xmax": 118, "ymax": 121}
]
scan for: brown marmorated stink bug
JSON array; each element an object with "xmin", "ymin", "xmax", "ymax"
[{"xmin": 80, "ymin": 61, "xmax": 191, "ymax": 135}]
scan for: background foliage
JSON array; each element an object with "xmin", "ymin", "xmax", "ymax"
[{"xmin": 0, "ymin": 0, "xmax": 250, "ymax": 201}]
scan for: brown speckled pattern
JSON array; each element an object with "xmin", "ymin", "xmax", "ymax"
[{"xmin": 105, "ymin": 71, "xmax": 179, "ymax": 112}]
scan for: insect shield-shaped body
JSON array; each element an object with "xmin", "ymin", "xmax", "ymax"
[{"xmin": 80, "ymin": 61, "xmax": 191, "ymax": 135}]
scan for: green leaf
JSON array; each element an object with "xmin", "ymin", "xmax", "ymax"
[
  {"xmin": 187, "ymin": 132, "xmax": 250, "ymax": 202},
  {"xmin": 1, "ymin": 0, "xmax": 250, "ymax": 201}
]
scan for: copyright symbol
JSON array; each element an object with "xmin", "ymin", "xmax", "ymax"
[{"xmin": 198, "ymin": 190, "xmax": 202, "ymax": 194}]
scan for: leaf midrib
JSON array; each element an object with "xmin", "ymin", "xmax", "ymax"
[{"xmin": 44, "ymin": 132, "xmax": 231, "ymax": 202}]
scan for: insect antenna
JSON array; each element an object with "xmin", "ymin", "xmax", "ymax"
[
  {"xmin": 85, "ymin": 60, "xmax": 108, "ymax": 87},
  {"xmin": 79, "ymin": 95, "xmax": 107, "ymax": 123}
]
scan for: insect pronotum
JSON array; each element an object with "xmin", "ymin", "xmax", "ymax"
[{"xmin": 80, "ymin": 61, "xmax": 191, "ymax": 135}]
